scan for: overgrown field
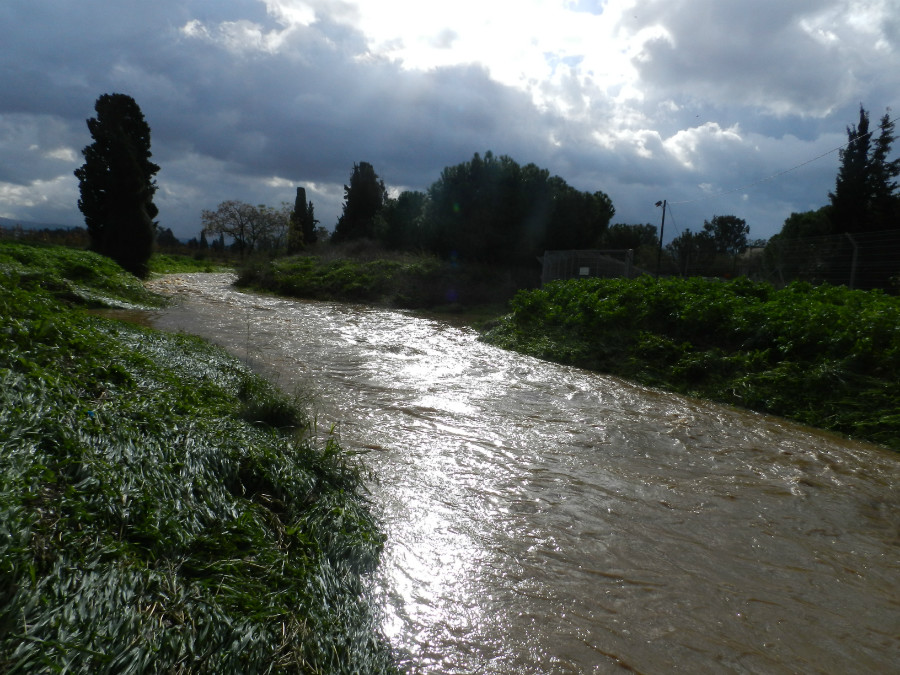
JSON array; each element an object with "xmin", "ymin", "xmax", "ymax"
[
  {"xmin": 484, "ymin": 276, "xmax": 900, "ymax": 450},
  {"xmin": 237, "ymin": 249, "xmax": 536, "ymax": 313},
  {"xmin": 0, "ymin": 242, "xmax": 396, "ymax": 673}
]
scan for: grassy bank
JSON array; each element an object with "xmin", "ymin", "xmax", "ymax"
[
  {"xmin": 236, "ymin": 245, "xmax": 537, "ymax": 315},
  {"xmin": 148, "ymin": 253, "xmax": 233, "ymax": 275},
  {"xmin": 0, "ymin": 242, "xmax": 396, "ymax": 673},
  {"xmin": 483, "ymin": 276, "xmax": 900, "ymax": 451}
]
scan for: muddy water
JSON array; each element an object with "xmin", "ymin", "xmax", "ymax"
[{"xmin": 144, "ymin": 273, "xmax": 899, "ymax": 674}]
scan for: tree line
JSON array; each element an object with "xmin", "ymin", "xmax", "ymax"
[
  {"xmin": 72, "ymin": 91, "xmax": 620, "ymax": 273},
  {"xmin": 200, "ymin": 152, "xmax": 618, "ymax": 267},
  {"xmin": 309, "ymin": 152, "xmax": 619, "ymax": 267},
  {"xmin": 663, "ymin": 215, "xmax": 752, "ymax": 277},
  {"xmin": 649, "ymin": 105, "xmax": 899, "ymax": 284},
  {"xmin": 67, "ymin": 91, "xmax": 739, "ymax": 277},
  {"xmin": 73, "ymin": 92, "xmax": 897, "ymax": 288},
  {"xmin": 199, "ymin": 191, "xmax": 319, "ymax": 259}
]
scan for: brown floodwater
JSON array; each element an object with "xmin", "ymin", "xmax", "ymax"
[{"xmin": 143, "ymin": 273, "xmax": 899, "ymax": 674}]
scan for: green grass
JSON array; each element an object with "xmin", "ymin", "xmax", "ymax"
[
  {"xmin": 483, "ymin": 275, "xmax": 900, "ymax": 450},
  {"xmin": 236, "ymin": 250, "xmax": 536, "ymax": 314},
  {"xmin": 148, "ymin": 253, "xmax": 234, "ymax": 275},
  {"xmin": 0, "ymin": 242, "xmax": 397, "ymax": 673},
  {"xmin": 0, "ymin": 241, "xmax": 164, "ymax": 309}
]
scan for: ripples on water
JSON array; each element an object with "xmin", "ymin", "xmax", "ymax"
[{"xmin": 146, "ymin": 274, "xmax": 899, "ymax": 674}]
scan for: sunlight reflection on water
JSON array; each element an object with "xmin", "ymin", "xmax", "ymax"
[{"xmin": 146, "ymin": 273, "xmax": 900, "ymax": 674}]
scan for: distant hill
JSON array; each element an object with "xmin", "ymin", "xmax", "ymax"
[{"xmin": 0, "ymin": 216, "xmax": 81, "ymax": 231}]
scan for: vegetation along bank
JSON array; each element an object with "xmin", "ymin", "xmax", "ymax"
[
  {"xmin": 0, "ymin": 241, "xmax": 397, "ymax": 673},
  {"xmin": 482, "ymin": 275, "xmax": 900, "ymax": 451},
  {"xmin": 236, "ymin": 244, "xmax": 537, "ymax": 316},
  {"xmin": 235, "ymin": 244, "xmax": 899, "ymax": 451}
]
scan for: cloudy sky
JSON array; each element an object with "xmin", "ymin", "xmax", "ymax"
[{"xmin": 1, "ymin": 0, "xmax": 898, "ymax": 242}]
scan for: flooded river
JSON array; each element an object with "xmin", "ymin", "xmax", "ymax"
[{"xmin": 144, "ymin": 273, "xmax": 898, "ymax": 674}]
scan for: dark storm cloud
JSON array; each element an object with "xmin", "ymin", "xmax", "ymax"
[
  {"xmin": 165, "ymin": 29, "xmax": 541, "ymax": 185},
  {"xmin": 153, "ymin": 16, "xmax": 557, "ymax": 228},
  {"xmin": 0, "ymin": 0, "xmax": 897, "ymax": 241},
  {"xmin": 627, "ymin": 0, "xmax": 895, "ymax": 117},
  {"xmin": 0, "ymin": 0, "xmax": 557, "ymax": 234}
]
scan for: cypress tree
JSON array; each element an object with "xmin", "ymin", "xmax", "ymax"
[
  {"xmin": 287, "ymin": 188, "xmax": 306, "ymax": 254},
  {"xmin": 287, "ymin": 187, "xmax": 319, "ymax": 253},
  {"xmin": 74, "ymin": 93, "xmax": 160, "ymax": 277},
  {"xmin": 829, "ymin": 105, "xmax": 899, "ymax": 233},
  {"xmin": 332, "ymin": 162, "xmax": 387, "ymax": 242},
  {"xmin": 302, "ymin": 200, "xmax": 318, "ymax": 246},
  {"xmin": 868, "ymin": 112, "xmax": 900, "ymax": 230}
]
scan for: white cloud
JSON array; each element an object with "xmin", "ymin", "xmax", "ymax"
[
  {"xmin": 623, "ymin": 0, "xmax": 899, "ymax": 118},
  {"xmin": 181, "ymin": 15, "xmax": 296, "ymax": 56},
  {"xmin": 265, "ymin": 176, "xmax": 297, "ymax": 189},
  {"xmin": 325, "ymin": 0, "xmax": 635, "ymax": 101},
  {"xmin": 0, "ymin": 175, "xmax": 75, "ymax": 213},
  {"xmin": 44, "ymin": 147, "xmax": 78, "ymax": 162},
  {"xmin": 663, "ymin": 123, "xmax": 743, "ymax": 171},
  {"xmin": 181, "ymin": 19, "xmax": 210, "ymax": 40},
  {"xmin": 263, "ymin": 0, "xmax": 317, "ymax": 27}
]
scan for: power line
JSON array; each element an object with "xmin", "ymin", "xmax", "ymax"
[
  {"xmin": 664, "ymin": 202, "xmax": 682, "ymax": 238},
  {"xmin": 668, "ymin": 114, "xmax": 898, "ymax": 207}
]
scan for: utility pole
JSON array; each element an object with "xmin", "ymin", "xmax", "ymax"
[{"xmin": 655, "ymin": 199, "xmax": 666, "ymax": 277}]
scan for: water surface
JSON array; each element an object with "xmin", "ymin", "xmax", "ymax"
[{"xmin": 146, "ymin": 273, "xmax": 899, "ymax": 674}]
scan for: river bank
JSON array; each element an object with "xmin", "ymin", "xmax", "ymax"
[
  {"xmin": 137, "ymin": 271, "xmax": 900, "ymax": 674},
  {"xmin": 235, "ymin": 246, "xmax": 535, "ymax": 322},
  {"xmin": 483, "ymin": 275, "xmax": 900, "ymax": 451},
  {"xmin": 234, "ymin": 252, "xmax": 900, "ymax": 451},
  {"xmin": 0, "ymin": 242, "xmax": 396, "ymax": 673}
]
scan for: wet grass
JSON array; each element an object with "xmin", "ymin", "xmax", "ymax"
[
  {"xmin": 0, "ymin": 241, "xmax": 164, "ymax": 310},
  {"xmin": 0, "ymin": 242, "xmax": 397, "ymax": 673},
  {"xmin": 483, "ymin": 276, "xmax": 900, "ymax": 451}
]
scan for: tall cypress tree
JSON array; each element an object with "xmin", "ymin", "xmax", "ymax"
[
  {"xmin": 302, "ymin": 200, "xmax": 318, "ymax": 246},
  {"xmin": 74, "ymin": 93, "xmax": 160, "ymax": 277},
  {"xmin": 287, "ymin": 187, "xmax": 307, "ymax": 254},
  {"xmin": 830, "ymin": 106, "xmax": 871, "ymax": 234},
  {"xmin": 287, "ymin": 187, "xmax": 318, "ymax": 253},
  {"xmin": 332, "ymin": 162, "xmax": 387, "ymax": 242},
  {"xmin": 829, "ymin": 105, "xmax": 900, "ymax": 233},
  {"xmin": 868, "ymin": 112, "xmax": 900, "ymax": 229}
]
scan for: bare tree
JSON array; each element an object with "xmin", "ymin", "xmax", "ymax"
[{"xmin": 201, "ymin": 200, "xmax": 287, "ymax": 256}]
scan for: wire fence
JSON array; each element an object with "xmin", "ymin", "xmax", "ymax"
[
  {"xmin": 739, "ymin": 229, "xmax": 900, "ymax": 291},
  {"xmin": 541, "ymin": 249, "xmax": 651, "ymax": 284},
  {"xmin": 543, "ymin": 230, "xmax": 899, "ymax": 293}
]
